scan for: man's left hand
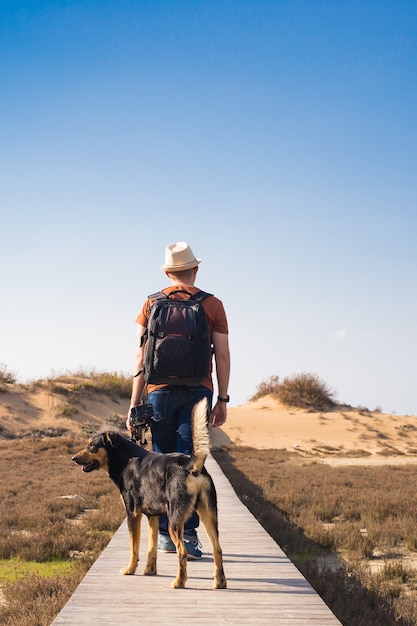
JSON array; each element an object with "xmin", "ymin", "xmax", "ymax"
[{"xmin": 210, "ymin": 401, "xmax": 227, "ymax": 428}]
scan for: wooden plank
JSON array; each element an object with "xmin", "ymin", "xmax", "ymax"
[{"xmin": 52, "ymin": 455, "xmax": 341, "ymax": 625}]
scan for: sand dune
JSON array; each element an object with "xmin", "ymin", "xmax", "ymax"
[
  {"xmin": 209, "ymin": 396, "xmax": 417, "ymax": 465},
  {"xmin": 1, "ymin": 384, "xmax": 417, "ymax": 465},
  {"xmin": 0, "ymin": 381, "xmax": 131, "ymax": 435}
]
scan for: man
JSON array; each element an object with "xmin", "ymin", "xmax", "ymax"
[{"xmin": 126, "ymin": 241, "xmax": 230, "ymax": 558}]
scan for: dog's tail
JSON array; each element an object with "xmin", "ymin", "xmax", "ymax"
[{"xmin": 191, "ymin": 397, "xmax": 210, "ymax": 473}]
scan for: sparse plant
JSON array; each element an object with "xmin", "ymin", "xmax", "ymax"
[
  {"xmin": 107, "ymin": 413, "xmax": 126, "ymax": 429},
  {"xmin": 35, "ymin": 370, "xmax": 132, "ymax": 399},
  {"xmin": 377, "ymin": 561, "xmax": 412, "ymax": 585},
  {"xmin": 251, "ymin": 375, "xmax": 280, "ymax": 400},
  {"xmin": 0, "ymin": 364, "xmax": 17, "ymax": 385},
  {"xmin": 73, "ymin": 370, "xmax": 132, "ymax": 398},
  {"xmin": 59, "ymin": 404, "xmax": 79, "ymax": 417},
  {"xmin": 79, "ymin": 421, "xmax": 98, "ymax": 437}
]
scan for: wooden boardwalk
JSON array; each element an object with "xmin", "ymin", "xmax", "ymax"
[{"xmin": 52, "ymin": 456, "xmax": 341, "ymax": 625}]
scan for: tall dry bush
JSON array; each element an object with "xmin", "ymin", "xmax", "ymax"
[{"xmin": 251, "ymin": 372, "xmax": 335, "ymax": 410}]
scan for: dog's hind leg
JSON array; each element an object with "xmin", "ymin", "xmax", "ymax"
[
  {"xmin": 120, "ymin": 511, "xmax": 141, "ymax": 575},
  {"xmin": 197, "ymin": 502, "xmax": 227, "ymax": 589},
  {"xmin": 143, "ymin": 515, "xmax": 158, "ymax": 576},
  {"xmin": 168, "ymin": 525, "xmax": 188, "ymax": 589}
]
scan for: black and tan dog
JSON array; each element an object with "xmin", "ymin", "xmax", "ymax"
[{"xmin": 72, "ymin": 398, "xmax": 226, "ymax": 589}]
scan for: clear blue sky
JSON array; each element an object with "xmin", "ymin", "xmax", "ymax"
[{"xmin": 1, "ymin": 0, "xmax": 416, "ymax": 415}]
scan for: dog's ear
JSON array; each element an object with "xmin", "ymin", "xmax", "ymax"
[{"xmin": 104, "ymin": 432, "xmax": 120, "ymax": 448}]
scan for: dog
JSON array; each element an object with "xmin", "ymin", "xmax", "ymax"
[{"xmin": 72, "ymin": 398, "xmax": 226, "ymax": 589}]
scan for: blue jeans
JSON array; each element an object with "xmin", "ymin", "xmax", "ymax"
[{"xmin": 148, "ymin": 385, "xmax": 213, "ymax": 537}]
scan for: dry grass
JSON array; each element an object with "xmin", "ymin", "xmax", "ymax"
[
  {"xmin": 34, "ymin": 368, "xmax": 133, "ymax": 399},
  {"xmin": 212, "ymin": 447, "xmax": 417, "ymax": 626},
  {"xmin": 3, "ymin": 433, "xmax": 417, "ymax": 625},
  {"xmin": 0, "ymin": 435, "xmax": 125, "ymax": 626},
  {"xmin": 2, "ymin": 370, "xmax": 417, "ymax": 625},
  {"xmin": 0, "ymin": 364, "xmax": 17, "ymax": 386}
]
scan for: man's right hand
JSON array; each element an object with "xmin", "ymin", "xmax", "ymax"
[{"xmin": 126, "ymin": 410, "xmax": 134, "ymax": 431}]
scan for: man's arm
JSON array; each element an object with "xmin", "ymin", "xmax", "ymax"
[
  {"xmin": 210, "ymin": 331, "xmax": 230, "ymax": 428},
  {"xmin": 126, "ymin": 324, "xmax": 147, "ymax": 430}
]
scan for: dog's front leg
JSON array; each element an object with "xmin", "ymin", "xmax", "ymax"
[
  {"xmin": 169, "ymin": 525, "xmax": 187, "ymax": 589},
  {"xmin": 143, "ymin": 515, "xmax": 158, "ymax": 576},
  {"xmin": 120, "ymin": 511, "xmax": 141, "ymax": 575}
]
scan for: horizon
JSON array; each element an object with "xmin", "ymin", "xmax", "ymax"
[{"xmin": 2, "ymin": 366, "xmax": 416, "ymax": 418}]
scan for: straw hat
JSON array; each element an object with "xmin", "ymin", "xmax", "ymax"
[{"xmin": 161, "ymin": 242, "xmax": 202, "ymax": 272}]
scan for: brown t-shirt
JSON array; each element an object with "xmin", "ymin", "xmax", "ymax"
[{"xmin": 136, "ymin": 285, "xmax": 228, "ymax": 393}]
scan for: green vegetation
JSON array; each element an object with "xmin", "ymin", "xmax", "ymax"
[
  {"xmin": 251, "ymin": 372, "xmax": 335, "ymax": 410},
  {"xmin": 0, "ymin": 558, "xmax": 78, "ymax": 583}
]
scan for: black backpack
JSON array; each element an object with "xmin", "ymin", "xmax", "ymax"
[{"xmin": 143, "ymin": 289, "xmax": 213, "ymax": 386}]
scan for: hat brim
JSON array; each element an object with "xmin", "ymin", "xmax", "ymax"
[{"xmin": 161, "ymin": 259, "xmax": 202, "ymax": 272}]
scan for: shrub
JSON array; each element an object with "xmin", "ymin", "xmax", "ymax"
[
  {"xmin": 60, "ymin": 405, "xmax": 79, "ymax": 417},
  {"xmin": 252, "ymin": 373, "xmax": 335, "ymax": 411},
  {"xmin": 251, "ymin": 375, "xmax": 280, "ymax": 400},
  {"xmin": 278, "ymin": 373, "xmax": 335, "ymax": 410},
  {"xmin": 377, "ymin": 562, "xmax": 412, "ymax": 585}
]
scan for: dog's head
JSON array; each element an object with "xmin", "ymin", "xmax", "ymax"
[{"xmin": 72, "ymin": 432, "xmax": 123, "ymax": 473}]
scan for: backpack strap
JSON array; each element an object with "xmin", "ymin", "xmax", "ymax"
[
  {"xmin": 192, "ymin": 290, "xmax": 213, "ymax": 302},
  {"xmin": 148, "ymin": 289, "xmax": 213, "ymax": 302},
  {"xmin": 148, "ymin": 291, "xmax": 168, "ymax": 301}
]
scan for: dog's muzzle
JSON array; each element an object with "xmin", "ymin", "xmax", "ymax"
[{"xmin": 72, "ymin": 455, "xmax": 100, "ymax": 473}]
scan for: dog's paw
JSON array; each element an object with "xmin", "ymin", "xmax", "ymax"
[
  {"xmin": 214, "ymin": 577, "xmax": 227, "ymax": 589},
  {"xmin": 143, "ymin": 565, "xmax": 157, "ymax": 576},
  {"xmin": 171, "ymin": 579, "xmax": 186, "ymax": 589},
  {"xmin": 120, "ymin": 566, "xmax": 137, "ymax": 575}
]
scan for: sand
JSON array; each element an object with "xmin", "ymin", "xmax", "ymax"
[
  {"xmin": 209, "ymin": 396, "xmax": 417, "ymax": 465},
  {"xmin": 2, "ymin": 384, "xmax": 417, "ymax": 465}
]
